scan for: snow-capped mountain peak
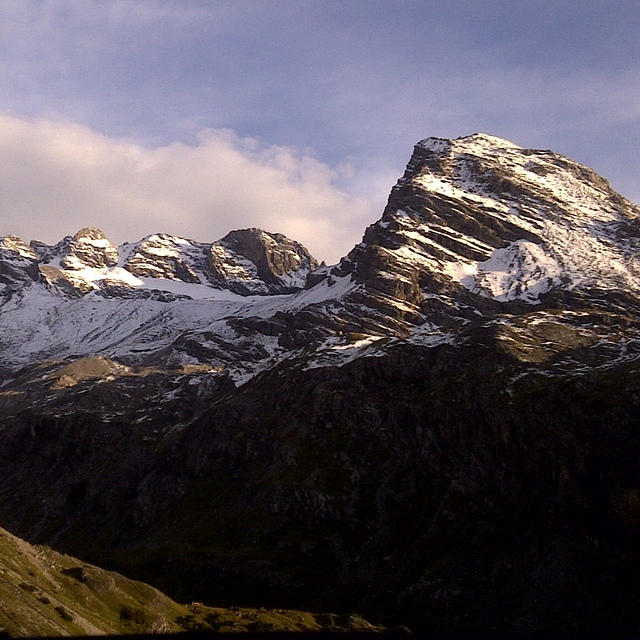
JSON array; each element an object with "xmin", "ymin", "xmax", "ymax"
[
  {"xmin": 122, "ymin": 233, "xmax": 209, "ymax": 285},
  {"xmin": 345, "ymin": 132, "xmax": 640, "ymax": 317}
]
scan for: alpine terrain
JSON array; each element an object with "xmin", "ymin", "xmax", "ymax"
[{"xmin": 1, "ymin": 133, "xmax": 640, "ymax": 634}]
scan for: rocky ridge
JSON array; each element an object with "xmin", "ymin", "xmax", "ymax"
[
  {"xmin": 1, "ymin": 134, "xmax": 640, "ymax": 634},
  {"xmin": 339, "ymin": 133, "xmax": 640, "ymax": 321},
  {"xmin": 26, "ymin": 226, "xmax": 317, "ymax": 299}
]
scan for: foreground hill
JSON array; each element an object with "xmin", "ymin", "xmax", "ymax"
[
  {"xmin": 0, "ymin": 526, "xmax": 384, "ymax": 636},
  {"xmin": 1, "ymin": 133, "xmax": 640, "ymax": 634}
]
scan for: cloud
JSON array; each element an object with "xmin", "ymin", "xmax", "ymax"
[{"xmin": 0, "ymin": 114, "xmax": 377, "ymax": 263}]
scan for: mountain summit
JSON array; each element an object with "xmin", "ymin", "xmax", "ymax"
[
  {"xmin": 342, "ymin": 132, "xmax": 640, "ymax": 314},
  {"xmin": 1, "ymin": 134, "xmax": 640, "ymax": 634}
]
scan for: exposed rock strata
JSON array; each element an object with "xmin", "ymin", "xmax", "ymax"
[{"xmin": 208, "ymin": 228, "xmax": 319, "ymax": 295}]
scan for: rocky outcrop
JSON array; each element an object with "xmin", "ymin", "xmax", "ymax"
[
  {"xmin": 30, "ymin": 228, "xmax": 121, "ymax": 295},
  {"xmin": 0, "ymin": 236, "xmax": 40, "ymax": 289},
  {"xmin": 3, "ymin": 227, "xmax": 320, "ymax": 305},
  {"xmin": 39, "ymin": 227, "xmax": 121, "ymax": 270},
  {"xmin": 123, "ymin": 234, "xmax": 207, "ymax": 283},
  {"xmin": 207, "ymin": 228, "xmax": 318, "ymax": 295}
]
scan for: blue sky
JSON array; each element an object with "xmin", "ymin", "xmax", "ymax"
[{"xmin": 0, "ymin": 0, "xmax": 638, "ymax": 263}]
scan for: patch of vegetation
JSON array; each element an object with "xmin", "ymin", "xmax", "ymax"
[
  {"xmin": 346, "ymin": 331, "xmax": 370, "ymax": 342},
  {"xmin": 54, "ymin": 606, "xmax": 73, "ymax": 622},
  {"xmin": 203, "ymin": 612, "xmax": 223, "ymax": 628},
  {"xmin": 119, "ymin": 605, "xmax": 148, "ymax": 624},
  {"xmin": 0, "ymin": 523, "xmax": 387, "ymax": 636},
  {"xmin": 175, "ymin": 614, "xmax": 207, "ymax": 631}
]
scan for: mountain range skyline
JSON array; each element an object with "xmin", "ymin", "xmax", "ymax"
[{"xmin": 0, "ymin": 1, "xmax": 639, "ymax": 263}]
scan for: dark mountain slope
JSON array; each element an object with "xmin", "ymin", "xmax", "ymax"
[{"xmin": 2, "ymin": 337, "xmax": 640, "ymax": 632}]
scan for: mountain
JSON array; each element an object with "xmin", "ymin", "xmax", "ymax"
[{"xmin": 1, "ymin": 133, "xmax": 640, "ymax": 634}]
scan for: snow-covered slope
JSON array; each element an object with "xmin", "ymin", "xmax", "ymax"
[{"xmin": 0, "ymin": 226, "xmax": 349, "ymax": 381}]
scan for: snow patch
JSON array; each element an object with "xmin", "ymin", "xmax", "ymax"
[
  {"xmin": 302, "ymin": 335, "xmax": 386, "ymax": 370},
  {"xmin": 417, "ymin": 137, "xmax": 450, "ymax": 153},
  {"xmin": 136, "ymin": 277, "xmax": 246, "ymax": 301},
  {"xmin": 461, "ymin": 241, "xmax": 562, "ymax": 303}
]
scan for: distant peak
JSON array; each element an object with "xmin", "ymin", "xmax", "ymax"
[
  {"xmin": 73, "ymin": 227, "xmax": 110, "ymax": 242},
  {"xmin": 220, "ymin": 228, "xmax": 277, "ymax": 243},
  {"xmin": 218, "ymin": 228, "xmax": 312, "ymax": 254},
  {"xmin": 209, "ymin": 227, "xmax": 318, "ymax": 295},
  {"xmin": 60, "ymin": 227, "xmax": 118, "ymax": 270}
]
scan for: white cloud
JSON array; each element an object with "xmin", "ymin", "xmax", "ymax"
[{"xmin": 0, "ymin": 114, "xmax": 376, "ymax": 263}]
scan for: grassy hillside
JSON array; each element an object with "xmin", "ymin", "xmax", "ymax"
[{"xmin": 0, "ymin": 526, "xmax": 385, "ymax": 636}]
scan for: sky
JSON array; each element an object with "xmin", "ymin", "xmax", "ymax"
[{"xmin": 0, "ymin": 0, "xmax": 638, "ymax": 264}]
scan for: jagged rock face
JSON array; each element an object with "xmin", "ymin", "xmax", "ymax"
[
  {"xmin": 339, "ymin": 133, "xmax": 640, "ymax": 328},
  {"xmin": 54, "ymin": 227, "xmax": 120, "ymax": 270},
  {"xmin": 123, "ymin": 234, "xmax": 208, "ymax": 283},
  {"xmin": 0, "ymin": 236, "xmax": 40, "ymax": 289},
  {"xmin": 207, "ymin": 228, "xmax": 319, "ymax": 295},
  {"xmin": 3, "ymin": 227, "xmax": 319, "ymax": 304},
  {"xmin": 31, "ymin": 228, "xmax": 122, "ymax": 296},
  {"xmin": 31, "ymin": 229, "xmax": 116, "ymax": 271}
]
